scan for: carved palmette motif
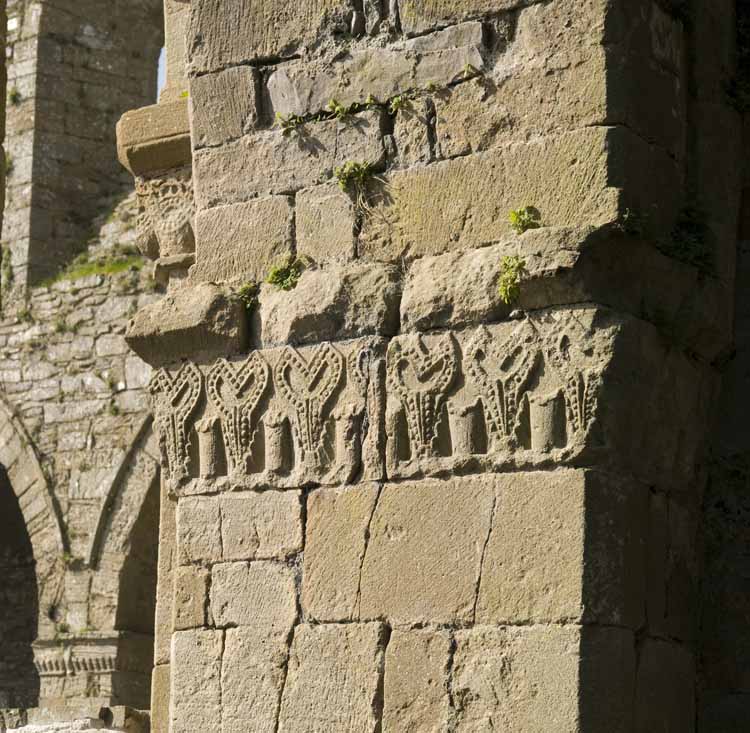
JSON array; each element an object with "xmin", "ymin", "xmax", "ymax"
[
  {"xmin": 546, "ymin": 335, "xmax": 596, "ymax": 434},
  {"xmin": 388, "ymin": 334, "xmax": 458, "ymax": 457},
  {"xmin": 206, "ymin": 354, "xmax": 270, "ymax": 474},
  {"xmin": 135, "ymin": 167, "xmax": 195, "ymax": 259},
  {"xmin": 464, "ymin": 324, "xmax": 539, "ymax": 447},
  {"xmin": 273, "ymin": 343, "xmax": 345, "ymax": 469},
  {"xmin": 149, "ymin": 363, "xmax": 202, "ymax": 480}
]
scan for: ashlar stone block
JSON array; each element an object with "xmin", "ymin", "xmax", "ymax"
[
  {"xmin": 383, "ymin": 628, "xmax": 452, "ymax": 731},
  {"xmin": 171, "ymin": 629, "xmax": 222, "ymax": 733},
  {"xmin": 190, "ymin": 66, "xmax": 260, "ymax": 149},
  {"xmin": 176, "ymin": 496, "xmax": 221, "ymax": 566},
  {"xmin": 172, "ymin": 564, "xmax": 209, "ymax": 630},
  {"xmin": 358, "ymin": 477, "xmax": 494, "ymax": 626},
  {"xmin": 257, "ymin": 262, "xmax": 401, "ymax": 348},
  {"xmin": 220, "ymin": 491, "xmax": 303, "ymax": 561},
  {"xmin": 302, "ymin": 483, "xmax": 381, "ymax": 622},
  {"xmin": 267, "ymin": 23, "xmax": 486, "ymax": 119},
  {"xmin": 188, "ymin": 0, "xmax": 352, "ymax": 74},
  {"xmin": 191, "ymin": 196, "xmax": 294, "ymax": 285},
  {"xmin": 295, "ymin": 182, "xmax": 356, "ymax": 263},
  {"xmin": 358, "ymin": 127, "xmax": 618, "ymax": 263},
  {"xmin": 222, "ymin": 627, "xmax": 288, "ymax": 733},
  {"xmin": 277, "ymin": 623, "xmax": 387, "ymax": 733},
  {"xmin": 210, "ymin": 560, "xmax": 297, "ymax": 633},
  {"xmin": 452, "ymin": 625, "xmax": 636, "ymax": 733}
]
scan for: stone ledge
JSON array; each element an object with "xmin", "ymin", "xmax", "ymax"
[
  {"xmin": 125, "ymin": 283, "xmax": 247, "ymax": 367},
  {"xmin": 116, "ymin": 100, "xmax": 191, "ymax": 176}
]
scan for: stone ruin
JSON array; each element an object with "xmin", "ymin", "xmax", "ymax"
[{"xmin": 0, "ymin": 0, "xmax": 750, "ymax": 732}]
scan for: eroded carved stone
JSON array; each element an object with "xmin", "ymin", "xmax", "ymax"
[
  {"xmin": 273, "ymin": 342, "xmax": 345, "ymax": 472},
  {"xmin": 206, "ymin": 354, "xmax": 270, "ymax": 478},
  {"xmin": 385, "ymin": 313, "xmax": 605, "ymax": 479},
  {"xmin": 150, "ymin": 338, "xmax": 387, "ymax": 493},
  {"xmin": 135, "ymin": 167, "xmax": 196, "ymax": 274},
  {"xmin": 387, "ymin": 334, "xmax": 459, "ymax": 460},
  {"xmin": 149, "ymin": 363, "xmax": 203, "ymax": 482}
]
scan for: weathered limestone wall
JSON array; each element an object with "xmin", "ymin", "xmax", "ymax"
[
  {"xmin": 0, "ymin": 0, "xmax": 167, "ymax": 724},
  {"xmin": 114, "ymin": 1, "xmax": 746, "ymax": 731},
  {"xmin": 3, "ymin": 0, "xmax": 163, "ymax": 290}
]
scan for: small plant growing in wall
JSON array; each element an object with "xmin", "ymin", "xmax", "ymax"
[
  {"xmin": 327, "ymin": 98, "xmax": 355, "ymax": 121},
  {"xmin": 498, "ymin": 255, "xmax": 527, "ymax": 306},
  {"xmin": 237, "ymin": 281, "xmax": 260, "ymax": 313},
  {"xmin": 4, "ymin": 151, "xmax": 13, "ymax": 177},
  {"xmin": 508, "ymin": 206, "xmax": 542, "ymax": 235},
  {"xmin": 274, "ymin": 111, "xmax": 306, "ymax": 137},
  {"xmin": 335, "ymin": 159, "xmax": 388, "ymax": 218},
  {"xmin": 266, "ymin": 256, "xmax": 307, "ymax": 291},
  {"xmin": 53, "ymin": 317, "xmax": 70, "ymax": 334},
  {"xmin": 8, "ymin": 87, "xmax": 21, "ymax": 106}
]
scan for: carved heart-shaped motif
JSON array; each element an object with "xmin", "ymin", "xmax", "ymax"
[
  {"xmin": 388, "ymin": 335, "xmax": 458, "ymax": 399},
  {"xmin": 206, "ymin": 354, "xmax": 270, "ymax": 470},
  {"xmin": 149, "ymin": 363, "xmax": 202, "ymax": 478}
]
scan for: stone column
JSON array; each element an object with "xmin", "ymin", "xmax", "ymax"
[{"xmin": 118, "ymin": 1, "xmax": 743, "ymax": 731}]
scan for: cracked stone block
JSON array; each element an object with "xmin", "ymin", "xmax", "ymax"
[
  {"xmin": 171, "ymin": 629, "xmax": 222, "ymax": 733},
  {"xmin": 383, "ymin": 628, "xmax": 452, "ymax": 731},
  {"xmin": 193, "ymin": 111, "xmax": 385, "ymax": 209},
  {"xmin": 267, "ymin": 23, "xmax": 485, "ymax": 119},
  {"xmin": 187, "ymin": 0, "xmax": 352, "ymax": 74},
  {"xmin": 476, "ymin": 470, "xmax": 647, "ymax": 629},
  {"xmin": 302, "ymin": 483, "xmax": 381, "ymax": 622},
  {"xmin": 256, "ymin": 262, "xmax": 401, "ymax": 348},
  {"xmin": 308, "ymin": 471, "xmax": 646, "ymax": 629},
  {"xmin": 191, "ymin": 196, "xmax": 294, "ymax": 285},
  {"xmin": 222, "ymin": 627, "xmax": 288, "ymax": 733},
  {"xmin": 220, "ymin": 491, "xmax": 303, "ymax": 561},
  {"xmin": 190, "ymin": 66, "xmax": 260, "ymax": 149},
  {"xmin": 173, "ymin": 565, "xmax": 209, "ymax": 631},
  {"xmin": 359, "ymin": 476, "xmax": 495, "ymax": 626},
  {"xmin": 210, "ymin": 560, "xmax": 297, "ymax": 634},
  {"xmin": 277, "ymin": 623, "xmax": 387, "ymax": 733},
  {"xmin": 296, "ymin": 183, "xmax": 356, "ymax": 263},
  {"xmin": 177, "ymin": 496, "xmax": 221, "ymax": 566}
]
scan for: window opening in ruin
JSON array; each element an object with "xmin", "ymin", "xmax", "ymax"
[
  {"xmin": 0, "ymin": 467, "xmax": 40, "ymax": 710},
  {"xmin": 157, "ymin": 47, "xmax": 167, "ymax": 100}
]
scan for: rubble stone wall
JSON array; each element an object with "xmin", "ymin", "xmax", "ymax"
[{"xmin": 0, "ymin": 0, "xmax": 166, "ymax": 721}]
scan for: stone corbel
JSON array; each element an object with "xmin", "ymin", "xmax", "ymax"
[{"xmin": 116, "ymin": 99, "xmax": 195, "ymax": 288}]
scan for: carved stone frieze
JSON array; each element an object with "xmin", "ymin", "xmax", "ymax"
[
  {"xmin": 151, "ymin": 338, "xmax": 388, "ymax": 492},
  {"xmin": 386, "ymin": 312, "xmax": 601, "ymax": 478},
  {"xmin": 146, "ymin": 310, "xmax": 678, "ymax": 492}
]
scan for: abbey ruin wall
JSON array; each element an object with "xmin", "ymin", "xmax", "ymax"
[
  {"xmin": 1, "ymin": 0, "xmax": 749, "ymax": 731},
  {"xmin": 115, "ymin": 0, "xmax": 747, "ymax": 731}
]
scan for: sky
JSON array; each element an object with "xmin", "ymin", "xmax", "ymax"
[{"xmin": 157, "ymin": 47, "xmax": 166, "ymax": 98}]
